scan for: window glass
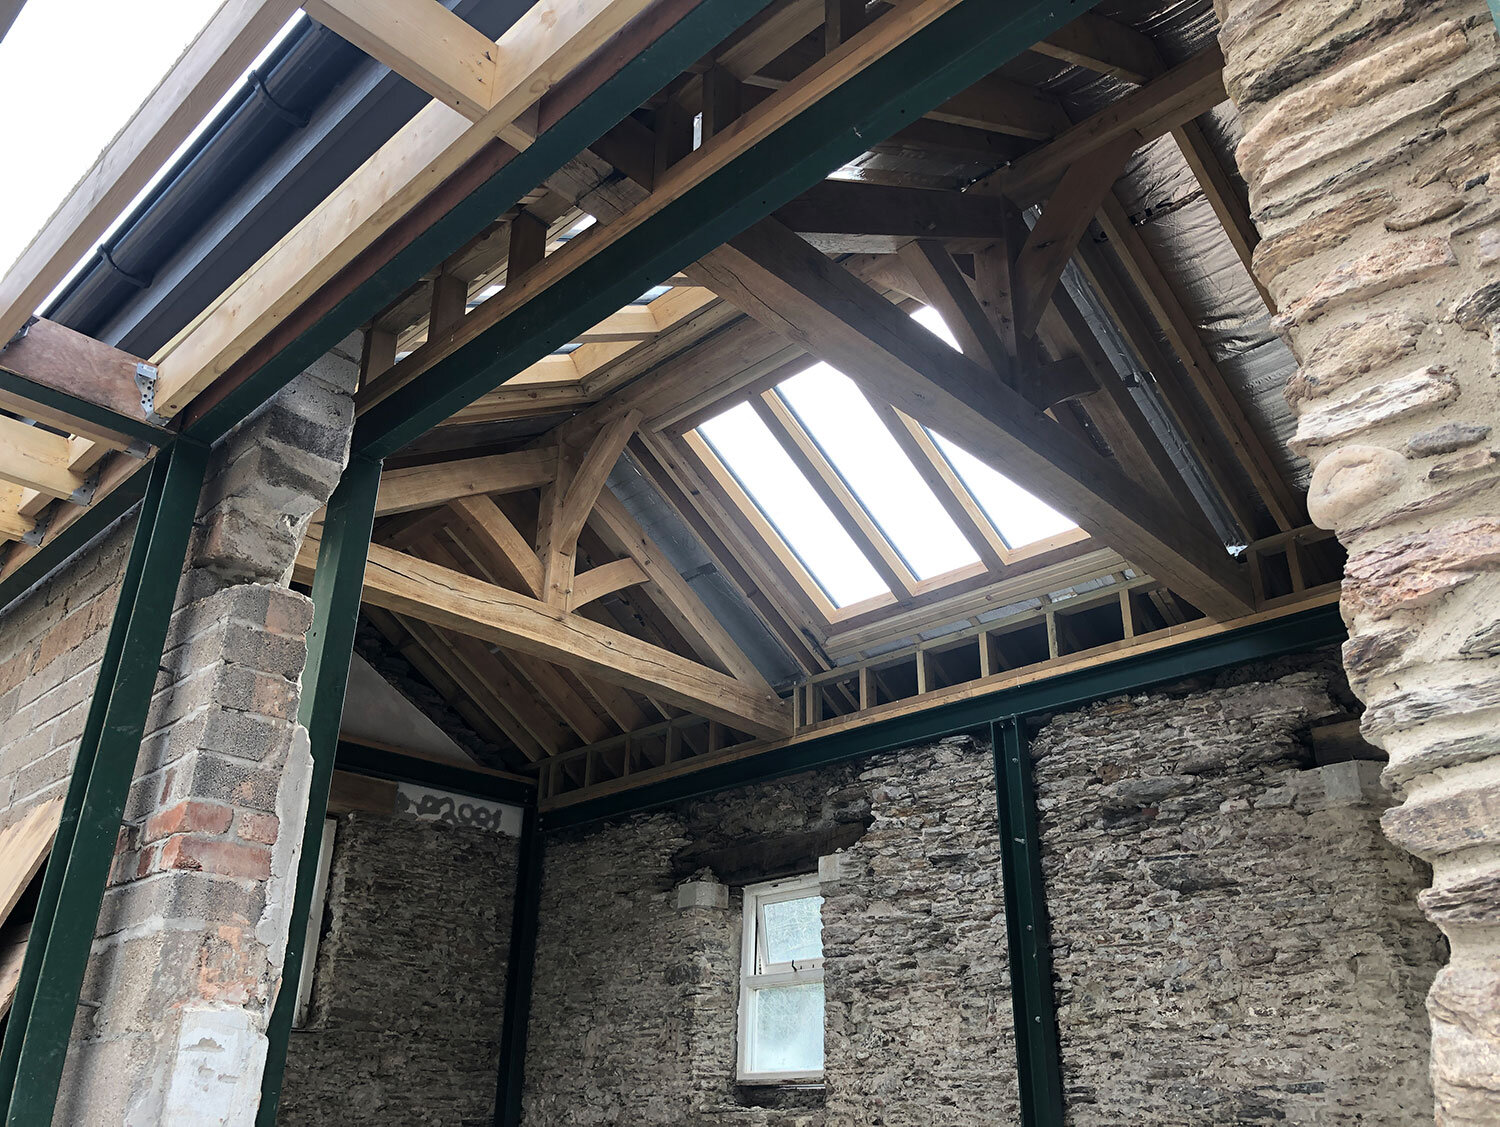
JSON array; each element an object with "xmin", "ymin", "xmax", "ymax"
[
  {"xmin": 776, "ymin": 365, "xmax": 978, "ymax": 580},
  {"xmin": 761, "ymin": 894, "xmax": 824, "ymax": 965},
  {"xmin": 747, "ymin": 983, "xmax": 825, "ymax": 1074},
  {"xmin": 740, "ymin": 876, "xmax": 825, "ymax": 1081},
  {"xmin": 698, "ymin": 403, "xmax": 887, "ymax": 607},
  {"xmin": 929, "ymin": 432, "xmax": 1077, "ymax": 549},
  {"xmin": 909, "ymin": 305, "xmax": 1080, "ymax": 548}
]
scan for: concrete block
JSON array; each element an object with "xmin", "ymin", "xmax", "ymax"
[
  {"xmin": 676, "ymin": 879, "xmax": 729, "ymax": 911},
  {"xmin": 1321, "ymin": 760, "xmax": 1390, "ymax": 806}
]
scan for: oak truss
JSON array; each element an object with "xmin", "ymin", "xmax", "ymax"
[{"xmin": 0, "ymin": 0, "xmax": 1320, "ymax": 797}]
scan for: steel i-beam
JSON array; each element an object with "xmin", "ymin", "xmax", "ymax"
[
  {"xmin": 256, "ymin": 454, "xmax": 383, "ymax": 1127},
  {"xmin": 1, "ymin": 440, "xmax": 208, "ymax": 1125},
  {"xmin": 992, "ymin": 717, "xmax": 1064, "ymax": 1127}
]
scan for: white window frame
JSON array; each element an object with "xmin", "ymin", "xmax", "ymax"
[
  {"xmin": 292, "ymin": 816, "xmax": 337, "ymax": 1028},
  {"xmin": 736, "ymin": 873, "xmax": 825, "ymax": 1084}
]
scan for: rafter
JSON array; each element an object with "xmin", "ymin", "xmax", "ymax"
[
  {"xmin": 295, "ymin": 532, "xmax": 792, "ymax": 737},
  {"xmin": 0, "ymin": 418, "xmax": 86, "ymax": 501},
  {"xmin": 305, "ymin": 0, "xmax": 501, "ymax": 122},
  {"xmin": 1095, "ymin": 194, "xmax": 1305, "ymax": 530},
  {"xmin": 986, "ymin": 44, "xmax": 1226, "ymax": 206},
  {"xmin": 692, "ymin": 217, "xmax": 1253, "ymax": 618},
  {"xmin": 1009, "ymin": 134, "xmax": 1136, "ymax": 338},
  {"xmin": 1031, "ymin": 12, "xmax": 1162, "ymax": 86}
]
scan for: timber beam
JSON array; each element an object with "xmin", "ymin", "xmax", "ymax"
[
  {"xmin": 0, "ymin": 318, "xmax": 173, "ymax": 446},
  {"xmin": 375, "ymin": 448, "xmax": 557, "ymax": 516},
  {"xmin": 694, "ymin": 217, "xmax": 1254, "ymax": 618},
  {"xmin": 775, "ymin": 180, "xmax": 1013, "ymax": 254},
  {"xmin": 984, "ymin": 44, "xmax": 1227, "ymax": 206},
  {"xmin": 294, "ymin": 533, "xmax": 793, "ymax": 738}
]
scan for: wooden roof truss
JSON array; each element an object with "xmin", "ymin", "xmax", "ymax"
[{"xmin": 0, "ymin": 0, "xmax": 1332, "ymax": 800}]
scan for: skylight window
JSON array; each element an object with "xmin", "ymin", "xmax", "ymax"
[
  {"xmin": 909, "ymin": 304, "xmax": 1078, "ymax": 548},
  {"xmin": 698, "ymin": 404, "xmax": 887, "ymax": 608},
  {"xmin": 775, "ymin": 365, "xmax": 978, "ymax": 580},
  {"xmin": 929, "ymin": 432, "xmax": 1076, "ymax": 549}
]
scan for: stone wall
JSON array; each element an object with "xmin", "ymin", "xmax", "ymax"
[
  {"xmin": 1036, "ymin": 666, "xmax": 1438, "ymax": 1124},
  {"xmin": 1215, "ymin": 0, "xmax": 1500, "ymax": 1115},
  {"xmin": 521, "ymin": 654, "xmax": 1440, "ymax": 1125},
  {"xmin": 279, "ymin": 811, "xmax": 518, "ymax": 1126}
]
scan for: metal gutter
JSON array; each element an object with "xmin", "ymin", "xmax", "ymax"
[{"xmin": 47, "ymin": 0, "xmax": 532, "ymax": 357}]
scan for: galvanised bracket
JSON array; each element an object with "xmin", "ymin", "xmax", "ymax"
[{"xmin": 133, "ymin": 361, "xmax": 170, "ymax": 428}]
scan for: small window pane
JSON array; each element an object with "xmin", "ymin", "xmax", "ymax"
[
  {"xmin": 761, "ymin": 895, "xmax": 823, "ymax": 965},
  {"xmin": 698, "ymin": 403, "xmax": 887, "ymax": 607},
  {"xmin": 930, "ymin": 431, "xmax": 1077, "ymax": 549},
  {"xmin": 776, "ymin": 365, "xmax": 979, "ymax": 580},
  {"xmin": 748, "ymin": 983, "xmax": 825, "ymax": 1074}
]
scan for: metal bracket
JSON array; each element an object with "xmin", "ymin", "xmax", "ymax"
[
  {"xmin": 134, "ymin": 362, "xmax": 170, "ymax": 427},
  {"xmin": 3, "ymin": 315, "xmax": 37, "ymax": 354},
  {"xmin": 20, "ymin": 508, "xmax": 51, "ymax": 547},
  {"xmin": 69, "ymin": 469, "xmax": 99, "ymax": 508}
]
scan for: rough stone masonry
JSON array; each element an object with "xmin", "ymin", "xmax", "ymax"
[
  {"xmin": 0, "ymin": 345, "xmax": 358, "ymax": 1125},
  {"xmin": 279, "ymin": 811, "xmax": 519, "ymax": 1125},
  {"xmin": 1215, "ymin": 0, "xmax": 1500, "ymax": 1119},
  {"xmin": 521, "ymin": 654, "xmax": 1438, "ymax": 1125}
]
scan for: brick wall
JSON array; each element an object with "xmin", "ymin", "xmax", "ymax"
[
  {"xmin": 0, "ymin": 521, "xmax": 130, "ymax": 833},
  {"xmin": 519, "ymin": 652, "xmax": 1439, "ymax": 1125},
  {"xmin": 279, "ymin": 811, "xmax": 518, "ymax": 1125}
]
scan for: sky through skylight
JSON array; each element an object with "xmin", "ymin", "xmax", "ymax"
[
  {"xmin": 776, "ymin": 364, "xmax": 978, "ymax": 579},
  {"xmin": 694, "ymin": 305, "xmax": 1080, "ymax": 611},
  {"xmin": 698, "ymin": 403, "xmax": 888, "ymax": 608}
]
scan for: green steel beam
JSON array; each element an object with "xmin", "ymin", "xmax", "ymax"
[
  {"xmin": 492, "ymin": 802, "xmax": 544, "ymax": 1126},
  {"xmin": 2, "ymin": 439, "xmax": 209, "ymax": 1126},
  {"xmin": 335, "ymin": 740, "xmax": 535, "ymax": 807},
  {"xmin": 257, "ymin": 455, "xmax": 383, "ymax": 1127},
  {"xmin": 993, "ymin": 717, "xmax": 1064, "ymax": 1127},
  {"xmin": 354, "ymin": 0, "xmax": 1098, "ymax": 457},
  {"xmin": 0, "ymin": 369, "xmax": 172, "ymax": 449},
  {"xmin": 542, "ymin": 603, "xmax": 1347, "ymax": 829}
]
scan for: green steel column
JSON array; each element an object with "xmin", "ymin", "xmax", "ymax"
[
  {"xmin": 493, "ymin": 803, "xmax": 544, "ymax": 1126},
  {"xmin": 3, "ymin": 439, "xmax": 209, "ymax": 1127},
  {"xmin": 992, "ymin": 717, "xmax": 1064, "ymax": 1127},
  {"xmin": 256, "ymin": 453, "xmax": 382, "ymax": 1127},
  {"xmin": 0, "ymin": 453, "xmax": 172, "ymax": 1119}
]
